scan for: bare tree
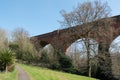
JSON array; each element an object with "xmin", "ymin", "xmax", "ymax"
[
  {"xmin": 0, "ymin": 28, "xmax": 8, "ymax": 50},
  {"xmin": 12, "ymin": 28, "xmax": 35, "ymax": 62},
  {"xmin": 60, "ymin": 0, "xmax": 113, "ymax": 78},
  {"xmin": 67, "ymin": 38, "xmax": 98, "ymax": 76}
]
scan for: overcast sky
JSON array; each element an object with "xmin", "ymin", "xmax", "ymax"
[{"xmin": 0, "ymin": 0, "xmax": 119, "ymax": 36}]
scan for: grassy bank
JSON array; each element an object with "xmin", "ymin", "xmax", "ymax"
[
  {"xmin": 19, "ymin": 64, "xmax": 96, "ymax": 80},
  {"xmin": 0, "ymin": 69, "xmax": 17, "ymax": 80}
]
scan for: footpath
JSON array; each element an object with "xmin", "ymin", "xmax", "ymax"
[{"xmin": 15, "ymin": 65, "xmax": 30, "ymax": 80}]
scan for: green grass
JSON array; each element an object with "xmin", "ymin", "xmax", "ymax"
[
  {"xmin": 0, "ymin": 69, "xmax": 17, "ymax": 80},
  {"xmin": 19, "ymin": 64, "xmax": 96, "ymax": 80}
]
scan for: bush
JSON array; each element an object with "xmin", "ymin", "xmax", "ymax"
[
  {"xmin": 50, "ymin": 62, "xmax": 60, "ymax": 70},
  {"xmin": 58, "ymin": 54, "xmax": 73, "ymax": 69},
  {"xmin": 0, "ymin": 49, "xmax": 15, "ymax": 72},
  {"xmin": 40, "ymin": 50, "xmax": 49, "ymax": 63}
]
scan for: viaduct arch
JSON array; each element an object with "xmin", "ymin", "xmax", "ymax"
[{"xmin": 31, "ymin": 15, "xmax": 120, "ymax": 53}]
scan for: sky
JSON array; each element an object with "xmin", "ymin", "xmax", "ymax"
[{"xmin": 0, "ymin": 0, "xmax": 120, "ymax": 36}]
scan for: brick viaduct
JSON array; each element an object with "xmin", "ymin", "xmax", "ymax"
[{"xmin": 31, "ymin": 15, "xmax": 120, "ymax": 53}]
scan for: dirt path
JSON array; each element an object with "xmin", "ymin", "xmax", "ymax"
[{"xmin": 15, "ymin": 65, "xmax": 30, "ymax": 80}]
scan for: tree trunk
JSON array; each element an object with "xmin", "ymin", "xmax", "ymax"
[
  {"xmin": 6, "ymin": 64, "xmax": 8, "ymax": 73},
  {"xmin": 89, "ymin": 61, "xmax": 91, "ymax": 77},
  {"xmin": 85, "ymin": 38, "xmax": 91, "ymax": 77}
]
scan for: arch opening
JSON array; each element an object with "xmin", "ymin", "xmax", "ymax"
[
  {"xmin": 40, "ymin": 41, "xmax": 49, "ymax": 47},
  {"xmin": 66, "ymin": 38, "xmax": 98, "ymax": 70},
  {"xmin": 42, "ymin": 44, "xmax": 55, "ymax": 60},
  {"xmin": 43, "ymin": 44, "xmax": 54, "ymax": 55},
  {"xmin": 109, "ymin": 36, "xmax": 120, "ymax": 76},
  {"xmin": 33, "ymin": 40, "xmax": 49, "ymax": 52},
  {"xmin": 67, "ymin": 38, "xmax": 98, "ymax": 58}
]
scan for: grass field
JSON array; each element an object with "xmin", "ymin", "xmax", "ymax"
[
  {"xmin": 19, "ymin": 64, "xmax": 96, "ymax": 80},
  {"xmin": 0, "ymin": 69, "xmax": 17, "ymax": 80}
]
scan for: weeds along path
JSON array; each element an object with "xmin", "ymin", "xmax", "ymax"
[{"xmin": 15, "ymin": 65, "xmax": 30, "ymax": 80}]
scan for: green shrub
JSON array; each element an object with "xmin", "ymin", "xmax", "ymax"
[
  {"xmin": 50, "ymin": 62, "xmax": 60, "ymax": 70},
  {"xmin": 0, "ymin": 49, "xmax": 15, "ymax": 71},
  {"xmin": 58, "ymin": 55, "xmax": 73, "ymax": 69},
  {"xmin": 40, "ymin": 50, "xmax": 49, "ymax": 63}
]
